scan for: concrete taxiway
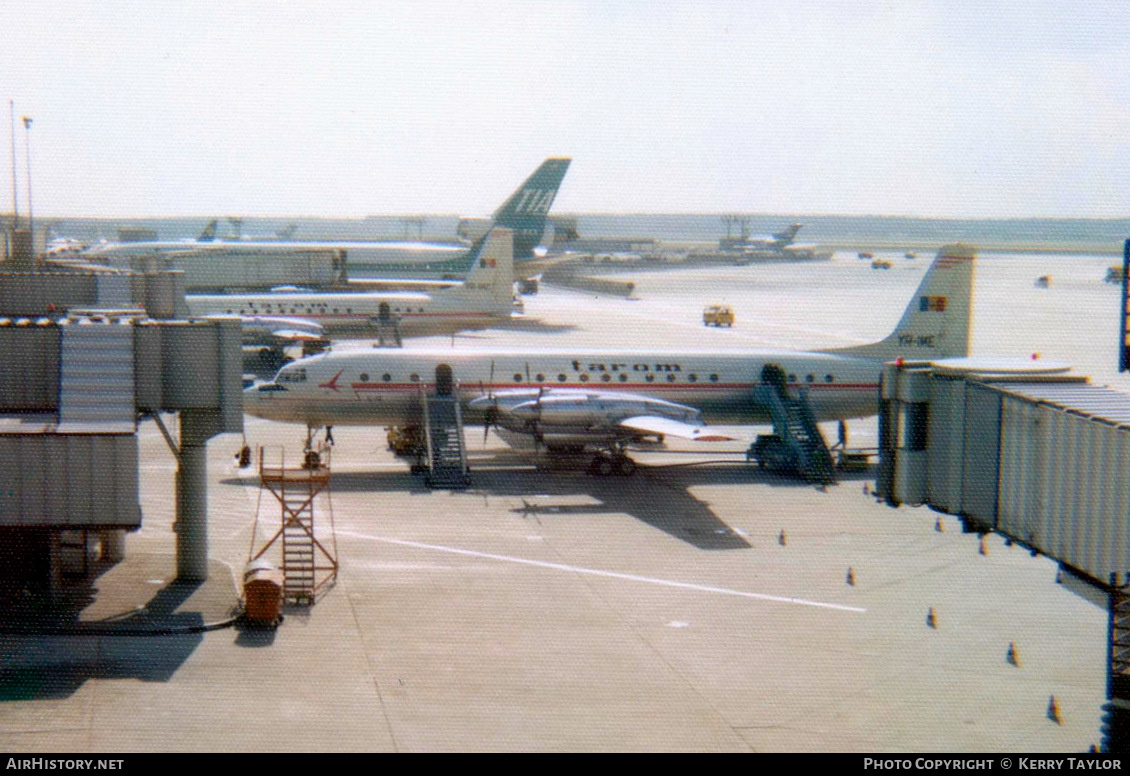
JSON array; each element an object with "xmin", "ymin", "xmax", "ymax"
[{"xmin": 0, "ymin": 251, "xmax": 1117, "ymax": 751}]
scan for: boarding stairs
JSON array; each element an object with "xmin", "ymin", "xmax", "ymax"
[
  {"xmin": 374, "ymin": 321, "xmax": 402, "ymax": 348},
  {"xmin": 370, "ymin": 309, "xmax": 403, "ymax": 348},
  {"xmin": 752, "ymin": 364, "xmax": 836, "ymax": 484},
  {"xmin": 423, "ymin": 389, "xmax": 470, "ymax": 490}
]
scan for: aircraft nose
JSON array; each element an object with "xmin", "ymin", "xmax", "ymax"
[
  {"xmin": 242, "ymin": 381, "xmax": 286, "ymax": 419},
  {"xmin": 243, "ymin": 384, "xmax": 263, "ymax": 416}
]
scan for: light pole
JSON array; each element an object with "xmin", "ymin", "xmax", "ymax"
[
  {"xmin": 9, "ymin": 101, "xmax": 18, "ymax": 230},
  {"xmin": 21, "ymin": 116, "xmax": 32, "ymax": 247}
]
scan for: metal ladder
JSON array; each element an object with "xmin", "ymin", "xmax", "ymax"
[
  {"xmin": 753, "ymin": 364, "xmax": 836, "ymax": 484},
  {"xmin": 251, "ymin": 447, "xmax": 338, "ymax": 605},
  {"xmin": 423, "ymin": 391, "xmax": 470, "ymax": 489},
  {"xmin": 281, "ymin": 487, "xmax": 317, "ymax": 601}
]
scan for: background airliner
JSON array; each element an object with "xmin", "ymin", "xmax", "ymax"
[
  {"xmin": 84, "ymin": 158, "xmax": 571, "ymax": 282},
  {"xmin": 187, "ymin": 228, "xmax": 517, "ymax": 338}
]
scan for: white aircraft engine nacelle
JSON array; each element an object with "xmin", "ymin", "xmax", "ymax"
[{"xmin": 507, "ymin": 393, "xmax": 702, "ymax": 428}]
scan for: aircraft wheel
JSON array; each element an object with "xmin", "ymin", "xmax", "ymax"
[
  {"xmin": 591, "ymin": 455, "xmax": 615, "ymax": 477},
  {"xmin": 615, "ymin": 457, "xmax": 636, "ymax": 476}
]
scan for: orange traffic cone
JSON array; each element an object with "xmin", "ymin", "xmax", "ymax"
[
  {"xmin": 935, "ymin": 517, "xmax": 944, "ymax": 533},
  {"xmin": 1047, "ymin": 695, "xmax": 1062, "ymax": 724},
  {"xmin": 846, "ymin": 567, "xmax": 856, "ymax": 586},
  {"xmin": 778, "ymin": 529, "xmax": 787, "ymax": 546},
  {"xmin": 1007, "ymin": 642, "xmax": 1020, "ymax": 667},
  {"xmin": 926, "ymin": 607, "xmax": 938, "ymax": 629},
  {"xmin": 979, "ymin": 535, "xmax": 988, "ymax": 556}
]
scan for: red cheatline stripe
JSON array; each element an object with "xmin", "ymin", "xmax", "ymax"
[{"xmin": 343, "ymin": 382, "xmax": 880, "ymax": 391}]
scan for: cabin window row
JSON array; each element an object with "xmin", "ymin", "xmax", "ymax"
[
  {"xmin": 226, "ymin": 306, "xmax": 427, "ymax": 315},
  {"xmin": 349, "ymin": 372, "xmax": 837, "ymax": 385}
]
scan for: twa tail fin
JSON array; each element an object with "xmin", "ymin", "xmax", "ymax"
[
  {"xmin": 491, "ymin": 158, "xmax": 571, "ymax": 259},
  {"xmin": 822, "ymin": 244, "xmax": 976, "ymax": 362}
]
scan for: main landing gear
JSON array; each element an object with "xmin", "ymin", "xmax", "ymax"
[{"xmin": 588, "ymin": 447, "xmax": 636, "ymax": 477}]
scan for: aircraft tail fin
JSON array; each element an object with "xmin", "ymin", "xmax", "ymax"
[
  {"xmin": 197, "ymin": 219, "xmax": 218, "ymax": 242},
  {"xmin": 459, "ymin": 227, "xmax": 515, "ymax": 307},
  {"xmin": 773, "ymin": 223, "xmax": 802, "ymax": 246},
  {"xmin": 821, "ymin": 244, "xmax": 976, "ymax": 362},
  {"xmin": 491, "ymin": 157, "xmax": 571, "ymax": 259}
]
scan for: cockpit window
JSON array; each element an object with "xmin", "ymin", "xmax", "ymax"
[
  {"xmin": 278, "ymin": 367, "xmax": 307, "ymax": 383},
  {"xmin": 257, "ymin": 384, "xmax": 288, "ymax": 392}
]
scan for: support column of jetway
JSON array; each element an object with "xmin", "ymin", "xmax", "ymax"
[
  {"xmin": 0, "ymin": 311, "xmax": 243, "ymax": 590},
  {"xmin": 878, "ymin": 360, "xmax": 1130, "ymax": 752},
  {"xmin": 146, "ymin": 321, "xmax": 245, "ymax": 580}
]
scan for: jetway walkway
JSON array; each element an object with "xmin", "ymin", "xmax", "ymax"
[
  {"xmin": 878, "ymin": 359, "xmax": 1130, "ymax": 752},
  {"xmin": 0, "ymin": 267, "xmax": 242, "ymax": 592}
]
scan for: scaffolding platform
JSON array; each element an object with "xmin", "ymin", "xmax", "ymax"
[{"xmin": 249, "ymin": 446, "xmax": 339, "ymax": 604}]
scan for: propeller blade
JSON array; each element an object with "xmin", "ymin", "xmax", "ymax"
[
  {"xmin": 532, "ymin": 388, "xmax": 545, "ymax": 452},
  {"xmin": 483, "ymin": 405, "xmax": 498, "ymax": 446}
]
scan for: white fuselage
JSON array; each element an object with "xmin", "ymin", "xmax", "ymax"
[
  {"xmin": 186, "ymin": 227, "xmax": 516, "ymax": 337},
  {"xmin": 245, "ymin": 347, "xmax": 884, "ymax": 428},
  {"xmin": 87, "ymin": 238, "xmax": 467, "ymax": 263},
  {"xmin": 186, "ymin": 289, "xmax": 509, "ymax": 337}
]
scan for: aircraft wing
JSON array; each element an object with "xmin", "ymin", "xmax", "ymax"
[
  {"xmin": 619, "ymin": 416, "xmax": 735, "ymax": 442},
  {"xmin": 199, "ymin": 313, "xmax": 327, "ymax": 347},
  {"xmin": 345, "ymin": 278, "xmax": 462, "ymax": 291},
  {"xmin": 267, "ymin": 329, "xmax": 326, "ymax": 343}
]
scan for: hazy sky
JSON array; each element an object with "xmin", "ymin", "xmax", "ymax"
[{"xmin": 2, "ymin": 1, "xmax": 1129, "ymax": 219}]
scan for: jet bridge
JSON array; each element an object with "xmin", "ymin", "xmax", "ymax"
[
  {"xmin": 878, "ymin": 358, "xmax": 1130, "ymax": 752},
  {"xmin": 0, "ymin": 268, "xmax": 242, "ymax": 591}
]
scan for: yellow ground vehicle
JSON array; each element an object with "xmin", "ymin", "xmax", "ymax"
[{"xmin": 703, "ymin": 305, "xmax": 735, "ymax": 327}]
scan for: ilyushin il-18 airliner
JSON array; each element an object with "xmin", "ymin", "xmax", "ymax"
[{"xmin": 245, "ymin": 244, "xmax": 976, "ymax": 471}]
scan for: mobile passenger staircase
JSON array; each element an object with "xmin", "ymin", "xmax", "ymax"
[
  {"xmin": 371, "ymin": 303, "xmax": 403, "ymax": 348},
  {"xmin": 422, "ymin": 375, "xmax": 470, "ymax": 489},
  {"xmin": 748, "ymin": 364, "xmax": 836, "ymax": 484}
]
